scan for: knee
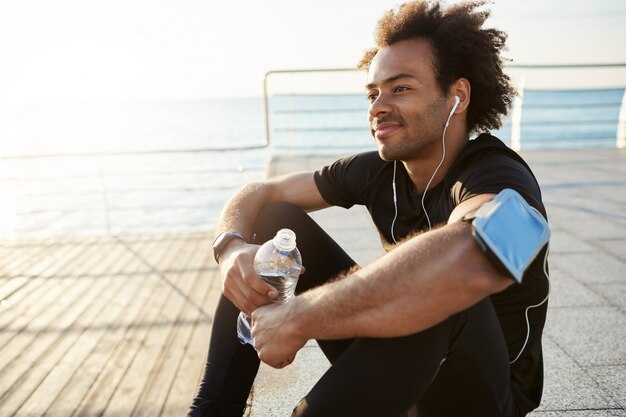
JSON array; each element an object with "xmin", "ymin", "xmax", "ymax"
[
  {"xmin": 253, "ymin": 203, "xmax": 308, "ymax": 243},
  {"xmin": 257, "ymin": 202, "xmax": 304, "ymax": 223}
]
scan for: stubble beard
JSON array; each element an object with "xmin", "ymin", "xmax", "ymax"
[{"xmin": 377, "ymin": 99, "xmax": 448, "ymax": 162}]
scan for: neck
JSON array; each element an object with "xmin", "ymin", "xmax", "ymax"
[{"xmin": 403, "ymin": 124, "xmax": 469, "ymax": 194}]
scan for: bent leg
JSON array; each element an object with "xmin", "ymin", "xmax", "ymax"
[
  {"xmin": 292, "ymin": 298, "xmax": 515, "ymax": 417},
  {"xmin": 186, "ymin": 295, "xmax": 259, "ymax": 417},
  {"xmin": 417, "ymin": 298, "xmax": 516, "ymax": 417},
  {"xmin": 187, "ymin": 203, "xmax": 357, "ymax": 416},
  {"xmin": 291, "ymin": 320, "xmax": 449, "ymax": 417}
]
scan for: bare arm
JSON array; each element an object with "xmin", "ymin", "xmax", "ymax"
[
  {"xmin": 216, "ymin": 172, "xmax": 328, "ymax": 241},
  {"xmin": 251, "ymin": 194, "xmax": 515, "ymax": 367},
  {"xmin": 216, "ymin": 172, "xmax": 329, "ymax": 315}
]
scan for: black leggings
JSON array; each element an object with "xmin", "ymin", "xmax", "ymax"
[{"xmin": 187, "ymin": 203, "xmax": 518, "ymax": 417}]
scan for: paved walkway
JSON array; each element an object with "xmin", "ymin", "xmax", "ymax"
[{"xmin": 249, "ymin": 147, "xmax": 626, "ymax": 416}]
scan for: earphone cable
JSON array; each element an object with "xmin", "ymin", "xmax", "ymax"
[
  {"xmin": 391, "ymin": 161, "xmax": 399, "ymax": 243},
  {"xmin": 509, "ymin": 240, "xmax": 551, "ymax": 364},
  {"xmin": 421, "ymin": 112, "xmax": 451, "ymax": 230}
]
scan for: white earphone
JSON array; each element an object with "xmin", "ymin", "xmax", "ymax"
[
  {"xmin": 447, "ymin": 95, "xmax": 461, "ymax": 126},
  {"xmin": 391, "ymin": 95, "xmax": 460, "ymax": 243}
]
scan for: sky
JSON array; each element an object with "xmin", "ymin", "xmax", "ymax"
[{"xmin": 0, "ymin": 0, "xmax": 625, "ymax": 103}]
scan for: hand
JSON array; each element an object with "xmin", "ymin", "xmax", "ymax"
[
  {"xmin": 251, "ymin": 301, "xmax": 308, "ymax": 368},
  {"xmin": 219, "ymin": 243, "xmax": 278, "ymax": 316}
]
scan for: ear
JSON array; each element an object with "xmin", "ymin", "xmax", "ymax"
[{"xmin": 449, "ymin": 78, "xmax": 470, "ymax": 114}]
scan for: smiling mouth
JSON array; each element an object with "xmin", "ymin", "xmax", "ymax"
[{"xmin": 373, "ymin": 122, "xmax": 402, "ymax": 140}]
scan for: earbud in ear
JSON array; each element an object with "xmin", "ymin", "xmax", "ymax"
[
  {"xmin": 445, "ymin": 96, "xmax": 461, "ymax": 127},
  {"xmin": 450, "ymin": 96, "xmax": 460, "ymax": 116}
]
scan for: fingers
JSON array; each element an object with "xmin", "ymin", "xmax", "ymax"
[
  {"xmin": 255, "ymin": 348, "xmax": 295, "ymax": 369},
  {"xmin": 231, "ymin": 275, "xmax": 274, "ymax": 315},
  {"xmin": 251, "ymin": 303, "xmax": 305, "ymax": 369},
  {"xmin": 277, "ymin": 357, "xmax": 293, "ymax": 369},
  {"xmin": 220, "ymin": 244, "xmax": 278, "ymax": 315},
  {"xmin": 242, "ymin": 267, "xmax": 279, "ymax": 300},
  {"xmin": 224, "ymin": 270, "xmax": 273, "ymax": 315}
]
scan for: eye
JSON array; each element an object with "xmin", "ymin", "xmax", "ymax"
[
  {"xmin": 366, "ymin": 92, "xmax": 378, "ymax": 103},
  {"xmin": 394, "ymin": 85, "xmax": 409, "ymax": 93}
]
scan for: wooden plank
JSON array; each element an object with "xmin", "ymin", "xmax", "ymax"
[
  {"xmin": 68, "ymin": 236, "xmax": 189, "ymax": 417},
  {"xmin": 101, "ymin": 237, "xmax": 205, "ymax": 417},
  {"xmin": 0, "ymin": 237, "xmax": 136, "ymax": 409},
  {"xmin": 160, "ymin": 270, "xmax": 222, "ymax": 417},
  {"xmin": 131, "ymin": 238, "xmax": 211, "ymax": 417},
  {"xmin": 0, "ymin": 276, "xmax": 30, "ymax": 302},
  {"xmin": 70, "ymin": 238, "xmax": 126, "ymax": 277},
  {"xmin": 13, "ymin": 247, "xmax": 158, "ymax": 416},
  {"xmin": 123, "ymin": 233, "xmax": 189, "ymax": 271},
  {"xmin": 0, "ymin": 274, "xmax": 112, "ymax": 415},
  {"xmin": 0, "ymin": 239, "xmax": 56, "ymax": 277},
  {"xmin": 17, "ymin": 239, "xmax": 92, "ymax": 278},
  {"xmin": 43, "ymin": 236, "xmax": 201, "ymax": 417},
  {"xmin": 0, "ymin": 239, "xmax": 88, "ymax": 318},
  {"xmin": 4, "ymin": 273, "xmax": 119, "ymax": 415},
  {"xmin": 62, "ymin": 238, "xmax": 119, "ymax": 277},
  {"xmin": 0, "ymin": 239, "xmax": 110, "ymax": 356},
  {"xmin": 41, "ymin": 241, "xmax": 167, "ymax": 417},
  {"xmin": 36, "ymin": 239, "xmax": 101, "ymax": 278},
  {"xmin": 114, "ymin": 235, "xmax": 166, "ymax": 276},
  {"xmin": 180, "ymin": 238, "xmax": 223, "ymax": 397},
  {"xmin": 107, "ymin": 235, "xmax": 153, "ymax": 276},
  {"xmin": 0, "ymin": 235, "xmax": 163, "ymax": 416},
  {"xmin": 0, "ymin": 232, "xmax": 220, "ymax": 417},
  {"xmin": 0, "ymin": 238, "xmax": 107, "ymax": 348},
  {"xmin": 0, "ymin": 237, "xmax": 100, "ymax": 306},
  {"xmin": 0, "ymin": 270, "xmax": 96, "ymax": 374}
]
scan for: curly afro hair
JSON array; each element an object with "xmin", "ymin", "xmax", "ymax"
[{"xmin": 359, "ymin": 1, "xmax": 516, "ymax": 134}]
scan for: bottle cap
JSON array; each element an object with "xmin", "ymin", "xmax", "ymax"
[{"xmin": 273, "ymin": 228, "xmax": 297, "ymax": 251}]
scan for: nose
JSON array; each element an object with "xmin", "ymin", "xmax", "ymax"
[{"xmin": 368, "ymin": 92, "xmax": 392, "ymax": 120}]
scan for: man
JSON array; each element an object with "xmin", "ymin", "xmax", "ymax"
[{"xmin": 188, "ymin": 1, "xmax": 549, "ymax": 416}]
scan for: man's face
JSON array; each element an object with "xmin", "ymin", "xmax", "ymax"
[{"xmin": 366, "ymin": 38, "xmax": 449, "ymax": 162}]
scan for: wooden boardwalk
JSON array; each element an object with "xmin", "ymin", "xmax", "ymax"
[{"xmin": 0, "ymin": 233, "xmax": 220, "ymax": 417}]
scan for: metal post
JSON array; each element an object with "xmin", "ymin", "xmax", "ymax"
[
  {"xmin": 510, "ymin": 79, "xmax": 525, "ymax": 151},
  {"xmin": 263, "ymin": 73, "xmax": 271, "ymax": 147},
  {"xmin": 617, "ymin": 88, "xmax": 626, "ymax": 148},
  {"xmin": 96, "ymin": 156, "xmax": 112, "ymax": 236}
]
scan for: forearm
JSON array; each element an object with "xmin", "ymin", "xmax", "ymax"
[{"xmin": 288, "ymin": 221, "xmax": 514, "ymax": 340}]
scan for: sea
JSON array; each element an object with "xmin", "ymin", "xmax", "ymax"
[{"xmin": 1, "ymin": 88, "xmax": 624, "ymax": 239}]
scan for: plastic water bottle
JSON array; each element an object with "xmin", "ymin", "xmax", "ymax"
[{"xmin": 237, "ymin": 228, "xmax": 302, "ymax": 347}]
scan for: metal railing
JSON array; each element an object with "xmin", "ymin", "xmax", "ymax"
[
  {"xmin": 262, "ymin": 64, "xmax": 626, "ymax": 150},
  {"xmin": 263, "ymin": 68, "xmax": 363, "ymax": 147}
]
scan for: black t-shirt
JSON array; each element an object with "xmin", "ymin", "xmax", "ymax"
[{"xmin": 314, "ymin": 133, "xmax": 549, "ymax": 412}]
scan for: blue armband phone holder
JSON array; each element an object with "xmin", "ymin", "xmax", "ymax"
[{"xmin": 471, "ymin": 189, "xmax": 550, "ymax": 283}]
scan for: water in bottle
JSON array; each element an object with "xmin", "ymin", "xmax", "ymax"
[{"xmin": 237, "ymin": 228, "xmax": 302, "ymax": 346}]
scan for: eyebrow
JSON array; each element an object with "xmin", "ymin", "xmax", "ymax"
[{"xmin": 366, "ymin": 73, "xmax": 419, "ymax": 90}]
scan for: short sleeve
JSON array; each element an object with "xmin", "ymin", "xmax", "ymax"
[
  {"xmin": 313, "ymin": 151, "xmax": 386, "ymax": 209},
  {"xmin": 451, "ymin": 151, "xmax": 546, "ymax": 217}
]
